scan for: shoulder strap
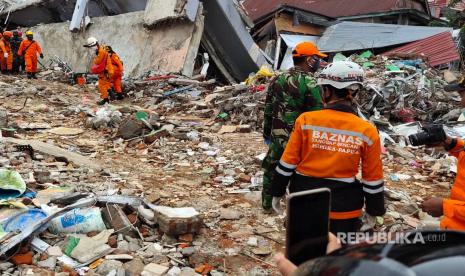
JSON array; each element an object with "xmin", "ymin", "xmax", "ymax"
[{"xmin": 23, "ymin": 41, "xmax": 35, "ymax": 53}]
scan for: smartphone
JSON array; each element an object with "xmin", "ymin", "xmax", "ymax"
[{"xmin": 286, "ymin": 188, "xmax": 331, "ymax": 265}]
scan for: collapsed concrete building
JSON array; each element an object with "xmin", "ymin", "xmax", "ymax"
[{"xmin": 0, "ymin": 0, "xmax": 268, "ymax": 82}]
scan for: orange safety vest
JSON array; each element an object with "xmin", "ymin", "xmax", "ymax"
[
  {"xmin": 271, "ymin": 104, "xmax": 385, "ymax": 220},
  {"xmin": 441, "ymin": 139, "xmax": 465, "ymax": 230}
]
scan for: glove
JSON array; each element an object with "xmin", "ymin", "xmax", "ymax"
[
  {"xmin": 272, "ymin": 197, "xmax": 284, "ymax": 215},
  {"xmin": 264, "ymin": 139, "xmax": 271, "ymax": 145},
  {"xmin": 360, "ymin": 213, "xmax": 377, "ymax": 232},
  {"xmin": 40, "ymin": 53, "xmax": 44, "ymax": 59},
  {"xmin": 3, "ymin": 53, "xmax": 8, "ymax": 58}
]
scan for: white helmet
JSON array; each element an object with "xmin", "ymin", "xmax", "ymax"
[
  {"xmin": 317, "ymin": 61, "xmax": 365, "ymax": 89},
  {"xmin": 84, "ymin": 37, "xmax": 98, "ymax": 47}
]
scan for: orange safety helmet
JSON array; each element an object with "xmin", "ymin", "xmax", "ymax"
[
  {"xmin": 3, "ymin": 31, "xmax": 12, "ymax": 38},
  {"xmin": 293, "ymin": 42, "xmax": 327, "ymax": 58}
]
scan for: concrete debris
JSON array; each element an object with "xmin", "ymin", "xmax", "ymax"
[
  {"xmin": 354, "ymin": 54, "xmax": 462, "ymax": 123},
  {"xmin": 12, "ymin": 0, "xmax": 268, "ymax": 83},
  {"xmin": 2, "ymin": 137, "xmax": 103, "ymax": 170},
  {"xmin": 152, "ymin": 206, "xmax": 203, "ymax": 236},
  {"xmin": 142, "ymin": 263, "xmax": 170, "ymax": 276},
  {"xmin": 144, "ymin": 0, "xmax": 200, "ymax": 27},
  {"xmin": 101, "ymin": 204, "xmax": 140, "ymax": 238},
  {"xmin": 0, "ymin": 36, "xmax": 460, "ymax": 275}
]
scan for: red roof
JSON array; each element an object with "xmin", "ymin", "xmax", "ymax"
[
  {"xmin": 243, "ymin": 0, "xmax": 429, "ymax": 22},
  {"xmin": 382, "ymin": 31, "xmax": 460, "ymax": 67}
]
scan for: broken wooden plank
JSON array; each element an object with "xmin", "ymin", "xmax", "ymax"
[{"xmin": 2, "ymin": 137, "xmax": 102, "ymax": 170}]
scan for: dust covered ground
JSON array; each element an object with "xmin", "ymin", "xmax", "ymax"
[{"xmin": 0, "ymin": 74, "xmax": 456, "ymax": 275}]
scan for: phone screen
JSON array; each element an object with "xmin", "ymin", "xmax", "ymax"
[{"xmin": 286, "ymin": 188, "xmax": 330, "ymax": 265}]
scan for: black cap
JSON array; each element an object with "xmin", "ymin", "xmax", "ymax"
[{"xmin": 444, "ymin": 77, "xmax": 465, "ymax": 92}]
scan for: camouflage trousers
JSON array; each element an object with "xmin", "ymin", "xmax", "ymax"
[{"xmin": 261, "ymin": 137, "xmax": 287, "ymax": 210}]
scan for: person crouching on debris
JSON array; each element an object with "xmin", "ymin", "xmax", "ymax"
[
  {"xmin": 84, "ymin": 37, "xmax": 114, "ymax": 105},
  {"xmin": 17, "ymin": 31, "xmax": 43, "ymax": 79},
  {"xmin": 270, "ymin": 61, "xmax": 386, "ymax": 236},
  {"xmin": 107, "ymin": 46, "xmax": 124, "ymax": 100},
  {"xmin": 261, "ymin": 42, "xmax": 326, "ymax": 213},
  {"xmin": 1, "ymin": 31, "xmax": 14, "ymax": 74},
  {"xmin": 420, "ymin": 80, "xmax": 465, "ymax": 230}
]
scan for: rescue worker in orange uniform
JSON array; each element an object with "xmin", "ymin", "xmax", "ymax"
[
  {"xmin": 84, "ymin": 37, "xmax": 114, "ymax": 105},
  {"xmin": 107, "ymin": 46, "xmax": 124, "ymax": 100},
  {"xmin": 0, "ymin": 33, "xmax": 6, "ymax": 73},
  {"xmin": 421, "ymin": 79, "xmax": 465, "ymax": 230},
  {"xmin": 17, "ymin": 31, "xmax": 43, "ymax": 79},
  {"xmin": 270, "ymin": 61, "xmax": 385, "ymax": 236},
  {"xmin": 0, "ymin": 31, "xmax": 14, "ymax": 74}
]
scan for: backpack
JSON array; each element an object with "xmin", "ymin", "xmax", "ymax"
[{"xmin": 91, "ymin": 49, "xmax": 107, "ymax": 74}]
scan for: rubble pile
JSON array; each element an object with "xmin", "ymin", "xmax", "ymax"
[
  {"xmin": 122, "ymin": 75, "xmax": 269, "ymax": 132},
  {"xmin": 341, "ymin": 51, "xmax": 463, "ymax": 123},
  {"xmin": 0, "ymin": 51, "xmax": 464, "ymax": 275},
  {"xmin": 0, "ymin": 75, "xmax": 278, "ymax": 275}
]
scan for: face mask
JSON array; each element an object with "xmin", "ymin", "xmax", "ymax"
[{"xmin": 307, "ymin": 56, "xmax": 321, "ymax": 72}]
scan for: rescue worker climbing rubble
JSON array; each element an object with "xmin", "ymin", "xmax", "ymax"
[
  {"xmin": 420, "ymin": 79, "xmax": 465, "ymax": 230},
  {"xmin": 17, "ymin": 31, "xmax": 43, "ymax": 79},
  {"xmin": 84, "ymin": 37, "xmax": 114, "ymax": 105},
  {"xmin": 261, "ymin": 42, "xmax": 326, "ymax": 212},
  {"xmin": 1, "ymin": 31, "xmax": 14, "ymax": 74},
  {"xmin": 107, "ymin": 45, "xmax": 124, "ymax": 100},
  {"xmin": 270, "ymin": 61, "xmax": 386, "ymax": 235}
]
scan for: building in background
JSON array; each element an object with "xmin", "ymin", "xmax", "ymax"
[{"xmin": 243, "ymin": 0, "xmax": 437, "ymax": 26}]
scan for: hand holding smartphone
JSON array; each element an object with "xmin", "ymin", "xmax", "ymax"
[{"xmin": 286, "ymin": 188, "xmax": 331, "ymax": 265}]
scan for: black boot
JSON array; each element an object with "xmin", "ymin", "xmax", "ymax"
[
  {"xmin": 27, "ymin": 73, "xmax": 32, "ymax": 79},
  {"xmin": 32, "ymin": 73, "xmax": 38, "ymax": 79},
  {"xmin": 97, "ymin": 98, "xmax": 109, "ymax": 105},
  {"xmin": 116, "ymin": 93, "xmax": 124, "ymax": 100}
]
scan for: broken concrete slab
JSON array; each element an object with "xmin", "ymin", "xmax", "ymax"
[
  {"xmin": 101, "ymin": 204, "xmax": 140, "ymax": 238},
  {"xmin": 2, "ymin": 137, "xmax": 102, "ymax": 170},
  {"xmin": 0, "ymin": 0, "xmax": 148, "ymax": 27},
  {"xmin": 48, "ymin": 127, "xmax": 84, "ymax": 136},
  {"xmin": 218, "ymin": 125, "xmax": 237, "ymax": 134},
  {"xmin": 144, "ymin": 0, "xmax": 200, "ymax": 27},
  {"xmin": 30, "ymin": 10, "xmax": 204, "ymax": 78},
  {"xmin": 152, "ymin": 206, "xmax": 203, "ymax": 236},
  {"xmin": 202, "ymin": 0, "xmax": 268, "ymax": 81},
  {"xmin": 142, "ymin": 263, "xmax": 170, "ymax": 276}
]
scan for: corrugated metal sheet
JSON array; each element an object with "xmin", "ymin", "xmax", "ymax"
[
  {"xmin": 382, "ymin": 32, "xmax": 460, "ymax": 67},
  {"xmin": 242, "ymin": 0, "xmax": 428, "ymax": 22},
  {"xmin": 317, "ymin": 21, "xmax": 451, "ymax": 52}
]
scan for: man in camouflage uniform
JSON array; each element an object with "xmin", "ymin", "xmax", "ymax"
[{"xmin": 262, "ymin": 42, "xmax": 327, "ymax": 212}]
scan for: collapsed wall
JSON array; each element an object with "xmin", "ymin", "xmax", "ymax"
[{"xmin": 31, "ymin": 10, "xmax": 204, "ymax": 77}]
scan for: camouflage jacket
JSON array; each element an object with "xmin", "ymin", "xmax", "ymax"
[{"xmin": 263, "ymin": 68, "xmax": 323, "ymax": 141}]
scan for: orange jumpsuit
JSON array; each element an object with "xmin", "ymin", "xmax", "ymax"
[
  {"xmin": 110, "ymin": 52, "xmax": 123, "ymax": 94},
  {"xmin": 93, "ymin": 45, "xmax": 114, "ymax": 99},
  {"xmin": 17, "ymin": 39, "xmax": 42, "ymax": 73},
  {"xmin": 441, "ymin": 139, "xmax": 465, "ymax": 230},
  {"xmin": 0, "ymin": 39, "xmax": 13, "ymax": 71}
]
